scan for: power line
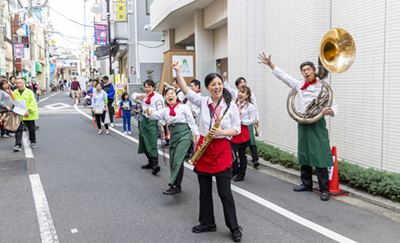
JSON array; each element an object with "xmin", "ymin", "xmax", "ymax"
[{"xmin": 49, "ymin": 6, "xmax": 93, "ymax": 28}]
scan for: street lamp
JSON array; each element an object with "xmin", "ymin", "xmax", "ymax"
[
  {"xmin": 91, "ymin": 1, "xmax": 103, "ymax": 14},
  {"xmin": 16, "ymin": 27, "xmax": 26, "ymax": 36}
]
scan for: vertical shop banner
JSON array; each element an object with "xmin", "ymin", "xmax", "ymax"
[
  {"xmin": 94, "ymin": 24, "xmax": 108, "ymax": 45},
  {"xmin": 31, "ymin": 61, "xmax": 36, "ymax": 78},
  {"xmin": 85, "ymin": 59, "xmax": 90, "ymax": 66},
  {"xmin": 101, "ymin": 0, "xmax": 114, "ymax": 21},
  {"xmin": 0, "ymin": 49, "xmax": 6, "ymax": 76},
  {"xmin": 15, "ymin": 44, "xmax": 25, "ymax": 58}
]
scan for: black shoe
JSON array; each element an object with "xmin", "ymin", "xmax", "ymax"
[
  {"xmin": 253, "ymin": 161, "xmax": 260, "ymax": 169},
  {"xmin": 13, "ymin": 145, "xmax": 21, "ymax": 151},
  {"xmin": 152, "ymin": 165, "xmax": 160, "ymax": 175},
  {"xmin": 233, "ymin": 175, "xmax": 244, "ymax": 182},
  {"xmin": 321, "ymin": 191, "xmax": 330, "ymax": 201},
  {"xmin": 231, "ymin": 227, "xmax": 242, "ymax": 242},
  {"xmin": 163, "ymin": 185, "xmax": 181, "ymax": 195},
  {"xmin": 293, "ymin": 184, "xmax": 312, "ymax": 192},
  {"xmin": 192, "ymin": 223, "xmax": 217, "ymax": 233},
  {"xmin": 163, "ymin": 141, "xmax": 169, "ymax": 147},
  {"xmin": 141, "ymin": 164, "xmax": 152, "ymax": 169}
]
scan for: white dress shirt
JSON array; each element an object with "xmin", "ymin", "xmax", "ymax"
[
  {"xmin": 146, "ymin": 103, "xmax": 199, "ymax": 136},
  {"xmin": 271, "ymin": 66, "xmax": 338, "ymax": 116},
  {"xmin": 236, "ymin": 101, "xmax": 257, "ymax": 125},
  {"xmin": 224, "ymin": 81, "xmax": 260, "ymax": 120},
  {"xmin": 132, "ymin": 92, "xmax": 164, "ymax": 112},
  {"xmin": 185, "ymin": 90, "xmax": 241, "ymax": 139}
]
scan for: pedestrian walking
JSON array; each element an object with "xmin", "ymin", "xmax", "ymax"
[
  {"xmin": 258, "ymin": 52, "xmax": 338, "ymax": 201},
  {"xmin": 101, "ymin": 76, "xmax": 115, "ymax": 127},
  {"xmin": 120, "ymin": 92, "xmax": 133, "ymax": 135},
  {"xmin": 173, "ymin": 60, "xmax": 243, "ymax": 242},
  {"xmin": 144, "ymin": 87, "xmax": 199, "ymax": 195},
  {"xmin": 13, "ymin": 77, "xmax": 38, "ymax": 151},
  {"xmin": 91, "ymin": 82, "xmax": 109, "ymax": 135},
  {"xmin": 134, "ymin": 102, "xmax": 143, "ymax": 130},
  {"xmin": 0, "ymin": 79, "xmax": 15, "ymax": 138},
  {"xmin": 58, "ymin": 79, "xmax": 64, "ymax": 91},
  {"xmin": 31, "ymin": 80, "xmax": 40, "ymax": 102},
  {"xmin": 70, "ymin": 77, "xmax": 81, "ymax": 104}
]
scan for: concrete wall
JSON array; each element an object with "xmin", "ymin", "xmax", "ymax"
[
  {"xmin": 214, "ymin": 24, "xmax": 227, "ymax": 60},
  {"xmin": 203, "ymin": 0, "xmax": 227, "ymax": 29},
  {"xmin": 175, "ymin": 16, "xmax": 194, "ymax": 44}
]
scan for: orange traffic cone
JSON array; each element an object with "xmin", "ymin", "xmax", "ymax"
[
  {"xmin": 313, "ymin": 146, "xmax": 349, "ymax": 198},
  {"xmin": 328, "ymin": 146, "xmax": 349, "ymax": 197},
  {"xmin": 116, "ymin": 102, "xmax": 122, "ymax": 118}
]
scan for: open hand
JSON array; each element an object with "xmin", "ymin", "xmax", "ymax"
[
  {"xmin": 258, "ymin": 52, "xmax": 272, "ymax": 66},
  {"xmin": 223, "ymin": 71, "xmax": 228, "ymax": 81},
  {"xmin": 172, "ymin": 60, "xmax": 181, "ymax": 71}
]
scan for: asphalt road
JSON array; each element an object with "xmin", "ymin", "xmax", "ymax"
[{"xmin": 1, "ymin": 91, "xmax": 400, "ymax": 243}]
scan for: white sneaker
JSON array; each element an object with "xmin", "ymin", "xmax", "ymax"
[
  {"xmin": 124, "ymin": 131, "xmax": 127, "ymax": 135},
  {"xmin": 110, "ymin": 123, "xmax": 115, "ymax": 128}
]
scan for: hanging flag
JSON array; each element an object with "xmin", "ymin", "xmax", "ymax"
[
  {"xmin": 15, "ymin": 43, "xmax": 24, "ymax": 58},
  {"xmin": 94, "ymin": 24, "xmax": 108, "ymax": 45}
]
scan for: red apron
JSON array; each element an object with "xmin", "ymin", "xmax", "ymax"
[
  {"xmin": 194, "ymin": 135, "xmax": 232, "ymax": 173},
  {"xmin": 231, "ymin": 125, "xmax": 249, "ymax": 144}
]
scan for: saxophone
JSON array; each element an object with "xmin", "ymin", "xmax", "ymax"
[{"xmin": 189, "ymin": 109, "xmax": 228, "ymax": 165}]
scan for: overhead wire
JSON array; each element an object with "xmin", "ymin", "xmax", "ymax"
[{"xmin": 49, "ymin": 6, "xmax": 93, "ymax": 28}]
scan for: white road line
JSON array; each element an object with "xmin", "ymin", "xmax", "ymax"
[
  {"xmin": 38, "ymin": 92, "xmax": 58, "ymax": 104},
  {"xmin": 74, "ymin": 105, "xmax": 357, "ymax": 243},
  {"xmin": 23, "ymin": 132, "xmax": 34, "ymax": 158},
  {"xmin": 29, "ymin": 174, "xmax": 59, "ymax": 243}
]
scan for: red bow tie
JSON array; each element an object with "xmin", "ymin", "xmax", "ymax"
[
  {"xmin": 300, "ymin": 78, "xmax": 317, "ymax": 90},
  {"xmin": 196, "ymin": 90, "xmax": 201, "ymax": 94},
  {"xmin": 145, "ymin": 92, "xmax": 155, "ymax": 104},
  {"xmin": 168, "ymin": 102, "xmax": 179, "ymax": 116}
]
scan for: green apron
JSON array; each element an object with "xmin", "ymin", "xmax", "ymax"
[
  {"xmin": 168, "ymin": 123, "xmax": 192, "ymax": 186},
  {"xmin": 297, "ymin": 117, "xmax": 333, "ymax": 168},
  {"xmin": 248, "ymin": 125, "xmax": 256, "ymax": 146},
  {"xmin": 138, "ymin": 116, "xmax": 158, "ymax": 158}
]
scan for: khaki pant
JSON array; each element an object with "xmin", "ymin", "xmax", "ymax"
[{"xmin": 72, "ymin": 90, "xmax": 80, "ymax": 104}]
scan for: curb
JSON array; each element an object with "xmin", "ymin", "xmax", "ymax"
[{"xmin": 256, "ymin": 157, "xmax": 400, "ymax": 213}]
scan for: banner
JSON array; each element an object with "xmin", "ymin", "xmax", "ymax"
[
  {"xmin": 85, "ymin": 59, "xmax": 90, "ymax": 67},
  {"xmin": 0, "ymin": 49, "xmax": 5, "ymax": 76},
  {"xmin": 94, "ymin": 24, "xmax": 108, "ymax": 45},
  {"xmin": 172, "ymin": 55, "xmax": 194, "ymax": 77},
  {"xmin": 15, "ymin": 43, "xmax": 25, "ymax": 58}
]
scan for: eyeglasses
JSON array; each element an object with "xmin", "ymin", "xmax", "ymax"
[{"xmin": 301, "ymin": 68, "xmax": 313, "ymax": 73}]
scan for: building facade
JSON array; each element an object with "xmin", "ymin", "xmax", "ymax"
[{"xmin": 150, "ymin": 0, "xmax": 400, "ymax": 173}]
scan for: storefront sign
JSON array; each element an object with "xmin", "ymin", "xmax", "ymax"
[
  {"xmin": 94, "ymin": 24, "xmax": 108, "ymax": 46},
  {"xmin": 15, "ymin": 44, "xmax": 25, "ymax": 58},
  {"xmin": 172, "ymin": 55, "xmax": 194, "ymax": 77}
]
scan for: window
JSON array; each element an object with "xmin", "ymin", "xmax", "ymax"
[{"xmin": 146, "ymin": 0, "xmax": 155, "ymax": 15}]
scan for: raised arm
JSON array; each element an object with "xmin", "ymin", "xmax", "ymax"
[
  {"xmin": 172, "ymin": 60, "xmax": 189, "ymax": 95},
  {"xmin": 258, "ymin": 52, "xmax": 275, "ymax": 70}
]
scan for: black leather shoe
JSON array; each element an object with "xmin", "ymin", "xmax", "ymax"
[
  {"xmin": 253, "ymin": 161, "xmax": 260, "ymax": 169},
  {"xmin": 233, "ymin": 175, "xmax": 244, "ymax": 182},
  {"xmin": 141, "ymin": 164, "xmax": 152, "ymax": 169},
  {"xmin": 192, "ymin": 223, "xmax": 216, "ymax": 233},
  {"xmin": 163, "ymin": 185, "xmax": 181, "ymax": 195},
  {"xmin": 152, "ymin": 165, "xmax": 160, "ymax": 175},
  {"xmin": 231, "ymin": 227, "xmax": 242, "ymax": 242},
  {"xmin": 293, "ymin": 184, "xmax": 312, "ymax": 192},
  {"xmin": 321, "ymin": 191, "xmax": 330, "ymax": 201}
]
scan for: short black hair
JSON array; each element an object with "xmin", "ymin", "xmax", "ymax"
[
  {"xmin": 143, "ymin": 79, "xmax": 155, "ymax": 88},
  {"xmin": 235, "ymin": 77, "xmax": 247, "ymax": 88},
  {"xmin": 172, "ymin": 77, "xmax": 178, "ymax": 84},
  {"xmin": 10, "ymin": 76, "xmax": 16, "ymax": 80},
  {"xmin": 300, "ymin": 61, "xmax": 316, "ymax": 71},
  {"xmin": 103, "ymin": 76, "xmax": 109, "ymax": 80},
  {"xmin": 190, "ymin": 79, "xmax": 201, "ymax": 89}
]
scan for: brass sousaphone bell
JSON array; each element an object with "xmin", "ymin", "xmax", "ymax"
[{"xmin": 287, "ymin": 28, "xmax": 356, "ymax": 124}]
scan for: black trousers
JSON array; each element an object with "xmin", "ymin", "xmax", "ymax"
[
  {"xmin": 107, "ymin": 98, "xmax": 114, "ymax": 123},
  {"xmin": 301, "ymin": 165, "xmax": 329, "ymax": 192},
  {"xmin": 232, "ymin": 147, "xmax": 247, "ymax": 177},
  {"xmin": 250, "ymin": 144, "xmax": 259, "ymax": 162},
  {"xmin": 197, "ymin": 175, "xmax": 239, "ymax": 230},
  {"xmin": 95, "ymin": 111, "xmax": 109, "ymax": 130},
  {"xmin": 145, "ymin": 152, "xmax": 158, "ymax": 166},
  {"xmin": 15, "ymin": 120, "xmax": 36, "ymax": 146},
  {"xmin": 174, "ymin": 162, "xmax": 184, "ymax": 189}
]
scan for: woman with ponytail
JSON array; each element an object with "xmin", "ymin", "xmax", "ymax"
[{"xmin": 172, "ymin": 60, "xmax": 243, "ymax": 242}]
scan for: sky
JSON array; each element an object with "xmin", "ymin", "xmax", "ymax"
[{"xmin": 22, "ymin": 0, "xmax": 99, "ymax": 57}]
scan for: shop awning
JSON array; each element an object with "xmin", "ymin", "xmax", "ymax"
[
  {"xmin": 35, "ymin": 61, "xmax": 42, "ymax": 73},
  {"xmin": 49, "ymin": 62, "xmax": 54, "ymax": 73}
]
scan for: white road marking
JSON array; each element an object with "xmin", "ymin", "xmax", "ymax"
[
  {"xmin": 71, "ymin": 229, "xmax": 78, "ymax": 233},
  {"xmin": 74, "ymin": 105, "xmax": 357, "ymax": 243},
  {"xmin": 29, "ymin": 174, "xmax": 59, "ymax": 243},
  {"xmin": 44, "ymin": 103, "xmax": 71, "ymax": 110},
  {"xmin": 22, "ymin": 131, "xmax": 34, "ymax": 158}
]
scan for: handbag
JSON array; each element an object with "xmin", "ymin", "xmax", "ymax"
[
  {"xmin": 3, "ymin": 112, "xmax": 22, "ymax": 132},
  {"xmin": 94, "ymin": 109, "xmax": 103, "ymax": 114}
]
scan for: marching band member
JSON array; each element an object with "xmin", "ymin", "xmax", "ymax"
[
  {"xmin": 258, "ymin": 52, "xmax": 338, "ymax": 201},
  {"xmin": 223, "ymin": 72, "xmax": 260, "ymax": 169},
  {"xmin": 144, "ymin": 87, "xmax": 199, "ymax": 195},
  {"xmin": 231, "ymin": 86, "xmax": 257, "ymax": 182},
  {"xmin": 172, "ymin": 60, "xmax": 243, "ymax": 242},
  {"xmin": 132, "ymin": 79, "xmax": 164, "ymax": 175}
]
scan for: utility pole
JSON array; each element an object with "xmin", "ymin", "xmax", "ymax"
[
  {"xmin": 106, "ymin": 0, "xmax": 112, "ymax": 75},
  {"xmin": 0, "ymin": 0, "xmax": 4, "ymax": 50},
  {"xmin": 29, "ymin": 0, "xmax": 35, "ymax": 81}
]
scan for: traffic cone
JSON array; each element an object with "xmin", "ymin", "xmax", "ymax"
[
  {"xmin": 116, "ymin": 102, "xmax": 122, "ymax": 118},
  {"xmin": 313, "ymin": 146, "xmax": 349, "ymax": 198}
]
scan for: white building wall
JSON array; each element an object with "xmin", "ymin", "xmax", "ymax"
[
  {"xmin": 263, "ymin": 0, "xmax": 331, "ymax": 152},
  {"xmin": 175, "ymin": 16, "xmax": 194, "ymax": 43},
  {"xmin": 214, "ymin": 24, "xmax": 227, "ymax": 59},
  {"xmin": 203, "ymin": 0, "xmax": 227, "ymax": 29}
]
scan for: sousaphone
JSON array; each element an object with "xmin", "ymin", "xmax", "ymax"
[{"xmin": 287, "ymin": 28, "xmax": 356, "ymax": 124}]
